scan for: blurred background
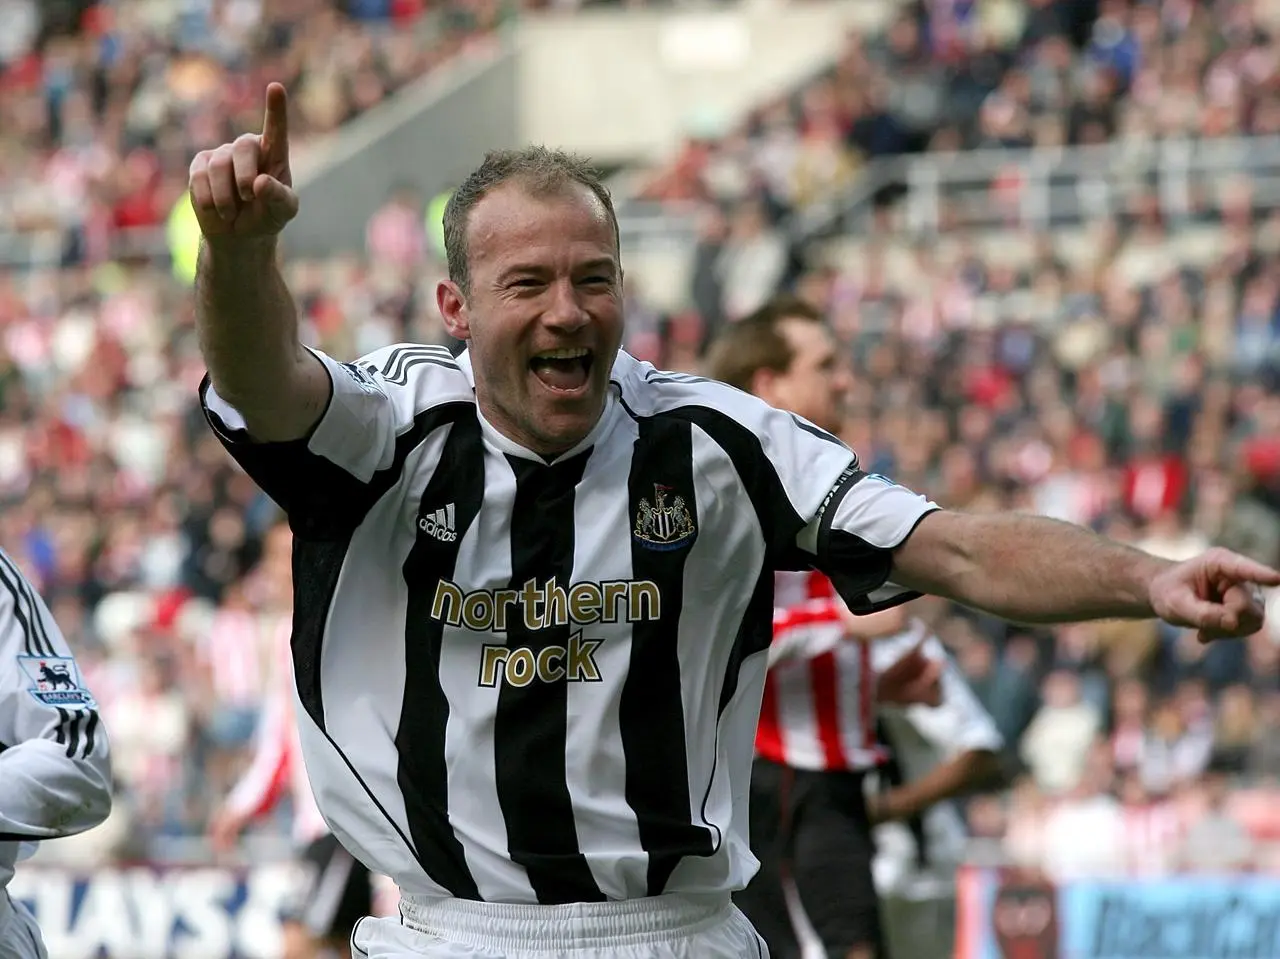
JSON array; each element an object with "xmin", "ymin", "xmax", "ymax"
[{"xmin": 3, "ymin": 0, "xmax": 1280, "ymax": 956}]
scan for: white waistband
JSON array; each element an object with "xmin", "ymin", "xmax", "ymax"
[{"xmin": 398, "ymin": 893, "xmax": 732, "ymax": 948}]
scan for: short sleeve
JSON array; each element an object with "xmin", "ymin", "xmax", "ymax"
[
  {"xmin": 200, "ymin": 343, "xmax": 472, "ymax": 537},
  {"xmin": 800, "ymin": 469, "xmax": 940, "ymax": 614},
  {"xmin": 0, "ymin": 550, "xmax": 112, "ymax": 840}
]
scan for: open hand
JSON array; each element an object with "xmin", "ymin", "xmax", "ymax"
[
  {"xmin": 189, "ymin": 83, "xmax": 299, "ymax": 239},
  {"xmin": 876, "ymin": 640, "xmax": 943, "ymax": 707},
  {"xmin": 1149, "ymin": 547, "xmax": 1280, "ymax": 643}
]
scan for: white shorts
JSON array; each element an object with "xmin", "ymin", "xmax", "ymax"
[
  {"xmin": 351, "ymin": 892, "xmax": 769, "ymax": 958},
  {"xmin": 0, "ymin": 893, "xmax": 48, "ymax": 959}
]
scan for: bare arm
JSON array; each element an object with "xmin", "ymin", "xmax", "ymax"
[
  {"xmin": 195, "ymin": 238, "xmax": 329, "ymax": 441},
  {"xmin": 189, "ymin": 83, "xmax": 328, "ymax": 442},
  {"xmin": 891, "ymin": 512, "xmax": 1173, "ymax": 623}
]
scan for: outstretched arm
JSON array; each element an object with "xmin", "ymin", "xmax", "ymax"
[
  {"xmin": 190, "ymin": 82, "xmax": 328, "ymax": 442},
  {"xmin": 891, "ymin": 511, "xmax": 1279, "ymax": 641}
]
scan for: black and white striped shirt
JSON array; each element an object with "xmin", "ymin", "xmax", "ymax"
[
  {"xmin": 0, "ymin": 550, "xmax": 111, "ymax": 903},
  {"xmin": 201, "ymin": 346, "xmax": 938, "ymax": 904}
]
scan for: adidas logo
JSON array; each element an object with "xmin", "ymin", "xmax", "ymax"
[{"xmin": 418, "ymin": 504, "xmax": 457, "ymax": 543}]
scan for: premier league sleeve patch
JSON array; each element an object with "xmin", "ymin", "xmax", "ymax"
[{"xmin": 17, "ymin": 656, "xmax": 97, "ymax": 709}]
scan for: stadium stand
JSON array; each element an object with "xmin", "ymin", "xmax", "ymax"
[{"xmin": 3, "ymin": 0, "xmax": 1280, "ymax": 953}]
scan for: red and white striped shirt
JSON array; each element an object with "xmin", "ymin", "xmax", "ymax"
[
  {"xmin": 755, "ymin": 571, "xmax": 885, "ymax": 772},
  {"xmin": 1119, "ymin": 801, "xmax": 1183, "ymax": 877},
  {"xmin": 223, "ymin": 622, "xmax": 329, "ymax": 846},
  {"xmin": 198, "ymin": 605, "xmax": 284, "ymax": 708}
]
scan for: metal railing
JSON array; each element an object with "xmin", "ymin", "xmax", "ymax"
[
  {"xmin": 0, "ymin": 225, "xmax": 170, "ymax": 272},
  {"xmin": 790, "ymin": 134, "xmax": 1280, "ymax": 243}
]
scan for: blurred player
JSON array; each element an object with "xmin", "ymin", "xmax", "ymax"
[
  {"xmin": 188, "ymin": 84, "xmax": 1276, "ymax": 958},
  {"xmin": 0, "ymin": 550, "xmax": 112, "ymax": 959},
  {"xmin": 869, "ymin": 630, "xmax": 1003, "ymax": 959},
  {"xmin": 707, "ymin": 298, "xmax": 999, "ymax": 959},
  {"xmin": 208, "ymin": 594, "xmax": 381, "ymax": 958}
]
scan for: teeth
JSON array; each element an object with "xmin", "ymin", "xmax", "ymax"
[{"xmin": 534, "ymin": 348, "xmax": 590, "ymax": 360}]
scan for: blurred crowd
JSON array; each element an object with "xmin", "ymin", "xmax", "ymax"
[
  {"xmin": 0, "ymin": 0, "xmax": 520, "ymax": 271},
  {"xmin": 642, "ymin": 0, "xmax": 1280, "ymax": 254},
  {"xmin": 632, "ymin": 0, "xmax": 1280, "ymax": 883},
  {"xmin": 3, "ymin": 0, "xmax": 1280, "ymax": 888}
]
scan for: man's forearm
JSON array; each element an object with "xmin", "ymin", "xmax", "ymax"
[
  {"xmin": 895, "ymin": 512, "xmax": 1174, "ymax": 624},
  {"xmin": 195, "ymin": 237, "xmax": 326, "ymax": 440}
]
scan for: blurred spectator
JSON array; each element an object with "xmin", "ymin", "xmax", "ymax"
[
  {"xmin": 1020, "ymin": 669, "xmax": 1102, "ymax": 795},
  {"xmin": 1178, "ymin": 769, "xmax": 1255, "ymax": 874},
  {"xmin": 1039, "ymin": 740, "xmax": 1124, "ymax": 880}
]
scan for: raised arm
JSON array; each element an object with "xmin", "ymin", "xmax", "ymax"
[
  {"xmin": 189, "ymin": 82, "xmax": 329, "ymax": 442},
  {"xmin": 0, "ymin": 552, "xmax": 111, "ymax": 841},
  {"xmin": 890, "ymin": 511, "xmax": 1280, "ymax": 642}
]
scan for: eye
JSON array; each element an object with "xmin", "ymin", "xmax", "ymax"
[{"xmin": 580, "ymin": 276, "xmax": 613, "ymax": 287}]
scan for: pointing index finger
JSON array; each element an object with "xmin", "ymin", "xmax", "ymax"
[
  {"xmin": 1214, "ymin": 551, "xmax": 1280, "ymax": 587},
  {"xmin": 260, "ymin": 82, "xmax": 290, "ymax": 166}
]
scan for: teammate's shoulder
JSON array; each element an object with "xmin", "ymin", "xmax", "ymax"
[
  {"xmin": 349, "ymin": 342, "xmax": 474, "ymax": 402},
  {"xmin": 609, "ymin": 350, "xmax": 774, "ymax": 420}
]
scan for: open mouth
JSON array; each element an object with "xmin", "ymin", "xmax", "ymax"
[{"xmin": 529, "ymin": 348, "xmax": 594, "ymax": 394}]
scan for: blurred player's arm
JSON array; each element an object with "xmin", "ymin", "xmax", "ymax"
[
  {"xmin": 869, "ymin": 747, "xmax": 1001, "ymax": 824},
  {"xmin": 0, "ymin": 553, "xmax": 111, "ymax": 841},
  {"xmin": 209, "ymin": 672, "xmax": 292, "ymax": 851},
  {"xmin": 868, "ymin": 636, "xmax": 1004, "ymax": 823},
  {"xmin": 842, "ymin": 603, "xmax": 909, "ymax": 639}
]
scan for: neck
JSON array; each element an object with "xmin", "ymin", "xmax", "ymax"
[{"xmin": 474, "ymin": 392, "xmax": 605, "ymax": 461}]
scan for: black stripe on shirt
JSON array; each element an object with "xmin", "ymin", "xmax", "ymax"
[
  {"xmin": 53, "ymin": 708, "xmax": 68, "ymax": 748},
  {"xmin": 654, "ymin": 410, "xmax": 804, "ymax": 851},
  {"xmin": 689, "ymin": 566, "xmax": 773, "ymax": 855},
  {"xmin": 285, "ymin": 404, "xmax": 476, "ymax": 892},
  {"xmin": 621, "ymin": 415, "xmax": 715, "ymax": 895},
  {"xmin": 396, "ymin": 411, "xmax": 485, "ymax": 900},
  {"xmin": 379, "ymin": 345, "xmax": 456, "ymax": 382},
  {"xmin": 81, "ymin": 711, "xmax": 99, "ymax": 760},
  {"xmin": 383, "ymin": 355, "xmax": 459, "ymax": 387},
  {"xmin": 497, "ymin": 450, "xmax": 604, "ymax": 905},
  {"xmin": 0, "ymin": 552, "xmax": 102, "ymax": 757},
  {"xmin": 291, "ymin": 401, "xmax": 473, "ymax": 729},
  {"xmin": 0, "ymin": 551, "xmax": 50, "ymax": 656},
  {"xmin": 633, "ymin": 406, "xmax": 808, "ymax": 566},
  {"xmin": 63, "ymin": 707, "xmax": 81, "ymax": 759}
]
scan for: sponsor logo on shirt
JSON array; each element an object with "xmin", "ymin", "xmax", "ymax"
[
  {"xmin": 418, "ymin": 503, "xmax": 457, "ymax": 543},
  {"xmin": 478, "ymin": 632, "xmax": 603, "ymax": 688},
  {"xmin": 17, "ymin": 656, "xmax": 96, "ymax": 709},
  {"xmin": 429, "ymin": 577, "xmax": 661, "ymax": 633}
]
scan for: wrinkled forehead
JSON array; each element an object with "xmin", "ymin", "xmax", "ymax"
[{"xmin": 466, "ymin": 181, "xmax": 618, "ymax": 273}]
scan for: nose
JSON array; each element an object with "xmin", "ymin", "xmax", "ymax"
[
  {"xmin": 543, "ymin": 279, "xmax": 590, "ymax": 333},
  {"xmin": 834, "ymin": 367, "xmax": 855, "ymax": 397}
]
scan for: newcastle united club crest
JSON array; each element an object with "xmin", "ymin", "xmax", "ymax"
[{"xmin": 633, "ymin": 484, "xmax": 696, "ymax": 551}]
